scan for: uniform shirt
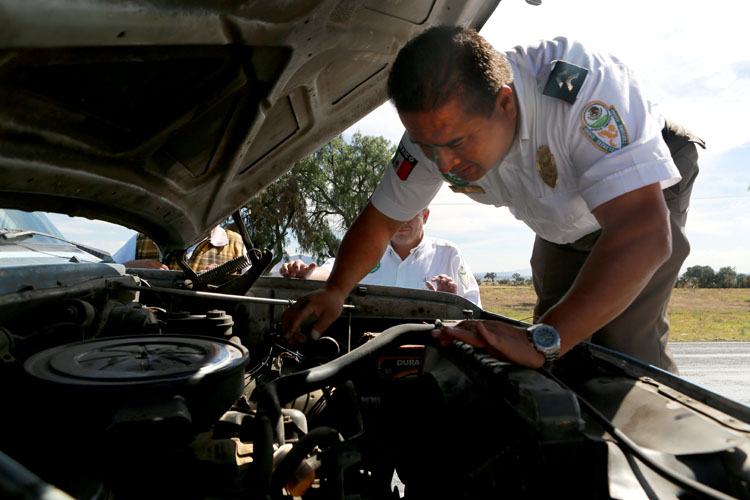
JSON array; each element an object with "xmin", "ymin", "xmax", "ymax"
[
  {"xmin": 322, "ymin": 236, "xmax": 482, "ymax": 307},
  {"xmin": 371, "ymin": 37, "xmax": 681, "ymax": 245}
]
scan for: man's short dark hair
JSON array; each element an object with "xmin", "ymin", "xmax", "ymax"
[{"xmin": 387, "ymin": 26, "xmax": 513, "ymax": 117}]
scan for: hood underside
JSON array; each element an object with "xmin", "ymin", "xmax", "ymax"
[{"xmin": 0, "ymin": 0, "xmax": 500, "ymax": 251}]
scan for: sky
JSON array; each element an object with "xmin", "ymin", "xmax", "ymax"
[{"xmin": 48, "ymin": 0, "xmax": 750, "ymax": 275}]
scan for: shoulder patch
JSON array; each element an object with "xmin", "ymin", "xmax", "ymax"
[
  {"xmin": 391, "ymin": 142, "xmax": 418, "ymax": 181},
  {"xmin": 580, "ymin": 101, "xmax": 630, "ymax": 153},
  {"xmin": 542, "ymin": 60, "xmax": 588, "ymax": 104}
]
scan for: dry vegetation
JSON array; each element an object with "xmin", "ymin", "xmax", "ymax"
[{"xmin": 479, "ymin": 284, "xmax": 750, "ymax": 341}]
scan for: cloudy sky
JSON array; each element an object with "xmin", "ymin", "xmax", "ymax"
[
  {"xmin": 341, "ymin": 0, "xmax": 750, "ymax": 274},
  {"xmin": 49, "ymin": 0, "xmax": 750, "ymax": 275}
]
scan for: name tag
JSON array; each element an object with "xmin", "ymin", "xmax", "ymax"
[{"xmin": 449, "ymin": 185, "xmax": 485, "ymax": 194}]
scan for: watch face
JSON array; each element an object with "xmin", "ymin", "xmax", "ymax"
[
  {"xmin": 529, "ymin": 324, "xmax": 560, "ymax": 362},
  {"xmin": 534, "ymin": 327, "xmax": 557, "ymax": 348}
]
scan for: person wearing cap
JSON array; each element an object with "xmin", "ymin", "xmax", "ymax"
[{"xmin": 114, "ymin": 225, "xmax": 247, "ymax": 272}]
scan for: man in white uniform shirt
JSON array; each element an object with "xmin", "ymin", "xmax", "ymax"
[
  {"xmin": 280, "ymin": 208, "xmax": 481, "ymax": 307},
  {"xmin": 281, "ymin": 27, "xmax": 702, "ymax": 373}
]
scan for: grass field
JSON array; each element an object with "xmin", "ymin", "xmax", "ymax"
[{"xmin": 479, "ymin": 284, "xmax": 750, "ymax": 341}]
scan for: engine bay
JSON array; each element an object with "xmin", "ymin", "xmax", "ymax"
[{"xmin": 1, "ymin": 267, "xmax": 749, "ymax": 500}]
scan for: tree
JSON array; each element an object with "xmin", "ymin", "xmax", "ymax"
[
  {"xmin": 234, "ymin": 133, "xmax": 395, "ymax": 269},
  {"xmin": 737, "ymin": 273, "xmax": 750, "ymax": 288},
  {"xmin": 484, "ymin": 272, "xmax": 496, "ymax": 284},
  {"xmin": 679, "ymin": 265, "xmax": 716, "ymax": 288},
  {"xmin": 715, "ymin": 266, "xmax": 737, "ymax": 288},
  {"xmin": 293, "ymin": 133, "xmax": 395, "ymax": 259},
  {"xmin": 232, "ymin": 172, "xmax": 312, "ymax": 271}
]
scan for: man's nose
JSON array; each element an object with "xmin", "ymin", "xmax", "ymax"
[{"xmin": 433, "ymin": 148, "xmax": 459, "ymax": 173}]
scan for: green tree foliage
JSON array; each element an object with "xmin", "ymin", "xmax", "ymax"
[
  {"xmin": 679, "ymin": 265, "xmax": 715, "ymax": 288},
  {"xmin": 233, "ymin": 173, "xmax": 313, "ymax": 271},
  {"xmin": 715, "ymin": 266, "xmax": 738, "ymax": 288},
  {"xmin": 677, "ymin": 265, "xmax": 748, "ymax": 288},
  {"xmin": 293, "ymin": 133, "xmax": 395, "ymax": 259},
  {"xmin": 484, "ymin": 272, "xmax": 496, "ymax": 284},
  {"xmin": 233, "ymin": 133, "xmax": 395, "ymax": 270}
]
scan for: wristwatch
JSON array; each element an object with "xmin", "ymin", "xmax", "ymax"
[{"xmin": 526, "ymin": 323, "xmax": 561, "ymax": 363}]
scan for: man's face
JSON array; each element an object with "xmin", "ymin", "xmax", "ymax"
[
  {"xmin": 399, "ymin": 87, "xmax": 517, "ymax": 182},
  {"xmin": 391, "ymin": 209, "xmax": 428, "ymax": 249}
]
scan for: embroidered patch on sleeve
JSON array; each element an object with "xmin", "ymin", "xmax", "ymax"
[
  {"xmin": 580, "ymin": 101, "xmax": 630, "ymax": 153},
  {"xmin": 459, "ymin": 265, "xmax": 470, "ymax": 288},
  {"xmin": 390, "ymin": 142, "xmax": 418, "ymax": 181},
  {"xmin": 542, "ymin": 60, "xmax": 588, "ymax": 104}
]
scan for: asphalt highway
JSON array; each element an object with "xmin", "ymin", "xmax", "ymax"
[{"xmin": 669, "ymin": 341, "xmax": 750, "ymax": 406}]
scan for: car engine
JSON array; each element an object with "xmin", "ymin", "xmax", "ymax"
[{"xmin": 1, "ymin": 265, "xmax": 749, "ymax": 500}]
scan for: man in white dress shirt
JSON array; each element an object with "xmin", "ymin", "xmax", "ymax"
[{"xmin": 280, "ymin": 208, "xmax": 481, "ymax": 306}]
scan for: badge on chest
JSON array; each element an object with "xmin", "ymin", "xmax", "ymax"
[{"xmin": 535, "ymin": 145, "xmax": 558, "ymax": 188}]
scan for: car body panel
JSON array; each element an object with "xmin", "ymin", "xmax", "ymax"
[{"xmin": 0, "ymin": 0, "xmax": 500, "ymax": 251}]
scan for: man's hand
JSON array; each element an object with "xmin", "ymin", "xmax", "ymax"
[
  {"xmin": 280, "ymin": 202, "xmax": 403, "ymax": 342},
  {"xmin": 122, "ymin": 259, "xmax": 168, "ymax": 270},
  {"xmin": 426, "ymin": 274, "xmax": 458, "ymax": 294},
  {"xmin": 280, "ymin": 259, "xmax": 332, "ymax": 280},
  {"xmin": 281, "ymin": 287, "xmax": 346, "ymax": 343},
  {"xmin": 280, "ymin": 259, "xmax": 316, "ymax": 278},
  {"xmin": 432, "ymin": 320, "xmax": 545, "ymax": 368}
]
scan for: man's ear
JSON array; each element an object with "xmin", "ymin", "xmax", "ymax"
[
  {"xmin": 422, "ymin": 208, "xmax": 430, "ymax": 224},
  {"xmin": 496, "ymin": 85, "xmax": 516, "ymax": 116}
]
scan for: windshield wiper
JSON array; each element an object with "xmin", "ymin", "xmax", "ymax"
[{"xmin": 0, "ymin": 229, "xmax": 114, "ymax": 263}]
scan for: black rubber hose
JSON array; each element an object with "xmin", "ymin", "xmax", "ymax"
[
  {"xmin": 254, "ymin": 323, "xmax": 437, "ymax": 426},
  {"xmin": 248, "ymin": 414, "xmax": 274, "ymax": 500},
  {"xmin": 270, "ymin": 426, "xmax": 341, "ymax": 498},
  {"xmin": 252, "ymin": 323, "xmax": 437, "ymax": 500}
]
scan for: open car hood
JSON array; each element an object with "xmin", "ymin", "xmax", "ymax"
[{"xmin": 0, "ymin": 0, "xmax": 500, "ymax": 252}]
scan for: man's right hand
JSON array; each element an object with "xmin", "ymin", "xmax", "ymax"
[
  {"xmin": 281, "ymin": 287, "xmax": 346, "ymax": 343},
  {"xmin": 280, "ymin": 202, "xmax": 403, "ymax": 342},
  {"xmin": 280, "ymin": 259, "xmax": 317, "ymax": 279}
]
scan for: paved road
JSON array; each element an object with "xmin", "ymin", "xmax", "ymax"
[{"xmin": 669, "ymin": 341, "xmax": 750, "ymax": 406}]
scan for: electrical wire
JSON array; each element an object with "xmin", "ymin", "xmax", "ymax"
[{"xmin": 540, "ymin": 367, "xmax": 739, "ymax": 500}]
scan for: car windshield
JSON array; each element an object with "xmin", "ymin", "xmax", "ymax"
[
  {"xmin": 0, "ymin": 209, "xmax": 123, "ymax": 265},
  {"xmin": 0, "ymin": 209, "xmax": 68, "ymax": 244}
]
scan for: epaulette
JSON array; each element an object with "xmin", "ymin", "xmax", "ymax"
[{"xmin": 542, "ymin": 60, "xmax": 588, "ymax": 104}]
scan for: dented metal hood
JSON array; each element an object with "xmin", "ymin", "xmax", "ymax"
[{"xmin": 0, "ymin": 0, "xmax": 500, "ymax": 252}]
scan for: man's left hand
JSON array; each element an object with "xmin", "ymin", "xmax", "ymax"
[
  {"xmin": 431, "ymin": 320, "xmax": 545, "ymax": 368},
  {"xmin": 426, "ymin": 274, "xmax": 458, "ymax": 294}
]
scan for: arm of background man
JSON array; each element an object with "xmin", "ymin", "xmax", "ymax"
[
  {"xmin": 538, "ymin": 182, "xmax": 672, "ymax": 356},
  {"xmin": 432, "ymin": 183, "xmax": 671, "ymax": 367},
  {"xmin": 281, "ymin": 202, "xmax": 404, "ymax": 340},
  {"xmin": 122, "ymin": 259, "xmax": 169, "ymax": 270}
]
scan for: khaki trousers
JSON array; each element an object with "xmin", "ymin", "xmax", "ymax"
[{"xmin": 531, "ymin": 120, "xmax": 704, "ymax": 373}]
